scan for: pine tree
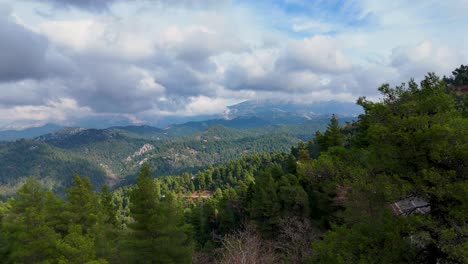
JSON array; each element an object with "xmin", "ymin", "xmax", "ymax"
[
  {"xmin": 126, "ymin": 163, "xmax": 192, "ymax": 263},
  {"xmin": 285, "ymin": 154, "xmax": 297, "ymax": 174},
  {"xmin": 297, "ymin": 142, "xmax": 311, "ymax": 161},
  {"xmin": 278, "ymin": 174, "xmax": 309, "ymax": 218},
  {"xmin": 100, "ymin": 185, "xmax": 117, "ymax": 226},
  {"xmin": 56, "ymin": 224, "xmax": 100, "ymax": 263},
  {"xmin": 96, "ymin": 185, "xmax": 120, "ymax": 261},
  {"xmin": 2, "ymin": 178, "xmax": 61, "ymax": 263},
  {"xmin": 324, "ymin": 114, "xmax": 344, "ymax": 149},
  {"xmin": 66, "ymin": 174, "xmax": 100, "ymax": 234},
  {"xmin": 249, "ymin": 170, "xmax": 281, "ymax": 237},
  {"xmin": 63, "ymin": 174, "xmax": 107, "ymax": 263}
]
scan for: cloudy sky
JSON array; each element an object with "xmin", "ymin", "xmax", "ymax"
[{"xmin": 0, "ymin": 0, "xmax": 467, "ymax": 129}]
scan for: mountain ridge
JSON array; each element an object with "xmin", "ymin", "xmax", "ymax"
[{"xmin": 1, "ymin": 100, "xmax": 362, "ymax": 141}]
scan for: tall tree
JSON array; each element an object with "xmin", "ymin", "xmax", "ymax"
[
  {"xmin": 249, "ymin": 169, "xmax": 281, "ymax": 237},
  {"xmin": 1, "ymin": 178, "xmax": 61, "ymax": 263},
  {"xmin": 66, "ymin": 174, "xmax": 101, "ymax": 234},
  {"xmin": 126, "ymin": 163, "xmax": 192, "ymax": 263},
  {"xmin": 63, "ymin": 174, "xmax": 107, "ymax": 263},
  {"xmin": 297, "ymin": 142, "xmax": 311, "ymax": 161},
  {"xmin": 100, "ymin": 185, "xmax": 118, "ymax": 227},
  {"xmin": 324, "ymin": 114, "xmax": 344, "ymax": 149}
]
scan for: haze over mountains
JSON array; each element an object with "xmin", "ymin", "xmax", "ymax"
[{"xmin": 0, "ymin": 100, "xmax": 361, "ymax": 141}]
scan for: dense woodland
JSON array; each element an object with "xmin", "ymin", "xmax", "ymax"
[
  {"xmin": 0, "ymin": 67, "xmax": 467, "ymax": 263},
  {"xmin": 0, "ymin": 123, "xmax": 316, "ymax": 198}
]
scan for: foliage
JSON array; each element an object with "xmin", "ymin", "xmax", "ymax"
[
  {"xmin": 0, "ymin": 68, "xmax": 465, "ymax": 263},
  {"xmin": 124, "ymin": 163, "xmax": 192, "ymax": 263},
  {"xmin": 0, "ymin": 124, "xmax": 307, "ymax": 199}
]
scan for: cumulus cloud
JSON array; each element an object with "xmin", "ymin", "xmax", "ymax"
[
  {"xmin": 390, "ymin": 41, "xmax": 464, "ymax": 80},
  {"xmin": 0, "ymin": 79, "xmax": 66, "ymax": 106},
  {"xmin": 224, "ymin": 36, "xmax": 354, "ymax": 93},
  {"xmin": 1, "ymin": 0, "xmax": 468, "ymax": 129},
  {"xmin": 0, "ymin": 97, "xmax": 92, "ymax": 129},
  {"xmin": 170, "ymin": 26, "xmax": 246, "ymax": 69},
  {"xmin": 40, "ymin": 19, "xmax": 155, "ymax": 59},
  {"xmin": 277, "ymin": 36, "xmax": 353, "ymax": 74},
  {"xmin": 33, "ymin": 16, "xmax": 247, "ymax": 115},
  {"xmin": 63, "ymin": 62, "xmax": 166, "ymax": 113}
]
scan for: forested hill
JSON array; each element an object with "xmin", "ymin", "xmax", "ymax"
[
  {"xmin": 0, "ymin": 68, "xmax": 465, "ymax": 263},
  {"xmin": 0, "ymin": 120, "xmax": 336, "ymax": 198}
]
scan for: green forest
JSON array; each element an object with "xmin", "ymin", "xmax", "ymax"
[
  {"xmin": 0, "ymin": 68, "xmax": 466, "ymax": 263},
  {"xmin": 0, "ymin": 124, "xmax": 314, "ymax": 198}
]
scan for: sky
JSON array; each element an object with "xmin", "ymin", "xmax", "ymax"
[{"xmin": 0, "ymin": 0, "xmax": 467, "ymax": 130}]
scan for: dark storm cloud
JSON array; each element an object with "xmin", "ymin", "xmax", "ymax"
[{"xmin": 0, "ymin": 16, "xmax": 49, "ymax": 82}]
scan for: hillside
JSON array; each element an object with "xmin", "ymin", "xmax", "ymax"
[
  {"xmin": 0, "ymin": 122, "xmax": 315, "ymax": 197},
  {"xmin": 0, "ymin": 140, "xmax": 107, "ymax": 198}
]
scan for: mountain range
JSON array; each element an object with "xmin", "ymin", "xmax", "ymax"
[
  {"xmin": 0, "ymin": 100, "xmax": 362, "ymax": 141},
  {"xmin": 0, "ymin": 100, "xmax": 361, "ymax": 198}
]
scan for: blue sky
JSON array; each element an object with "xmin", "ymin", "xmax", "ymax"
[{"xmin": 0, "ymin": 0, "xmax": 466, "ymax": 129}]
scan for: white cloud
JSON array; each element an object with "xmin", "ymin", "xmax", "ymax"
[
  {"xmin": 224, "ymin": 35, "xmax": 354, "ymax": 94},
  {"xmin": 0, "ymin": 97, "xmax": 92, "ymax": 129},
  {"xmin": 40, "ymin": 18, "xmax": 155, "ymax": 59},
  {"xmin": 390, "ymin": 41, "xmax": 464, "ymax": 79},
  {"xmin": 185, "ymin": 96, "xmax": 232, "ymax": 115},
  {"xmin": 1, "ymin": 0, "xmax": 467, "ymax": 129},
  {"xmin": 278, "ymin": 35, "xmax": 353, "ymax": 74}
]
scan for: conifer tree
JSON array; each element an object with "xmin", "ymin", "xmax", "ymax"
[
  {"xmin": 297, "ymin": 142, "xmax": 311, "ymax": 161},
  {"xmin": 324, "ymin": 114, "xmax": 344, "ymax": 149},
  {"xmin": 65, "ymin": 174, "xmax": 101, "ymax": 234},
  {"xmin": 63, "ymin": 174, "xmax": 107, "ymax": 263},
  {"xmin": 126, "ymin": 163, "xmax": 192, "ymax": 263},
  {"xmin": 249, "ymin": 170, "xmax": 281, "ymax": 237},
  {"xmin": 2, "ymin": 178, "xmax": 61, "ymax": 263},
  {"xmin": 100, "ymin": 185, "xmax": 117, "ymax": 226}
]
